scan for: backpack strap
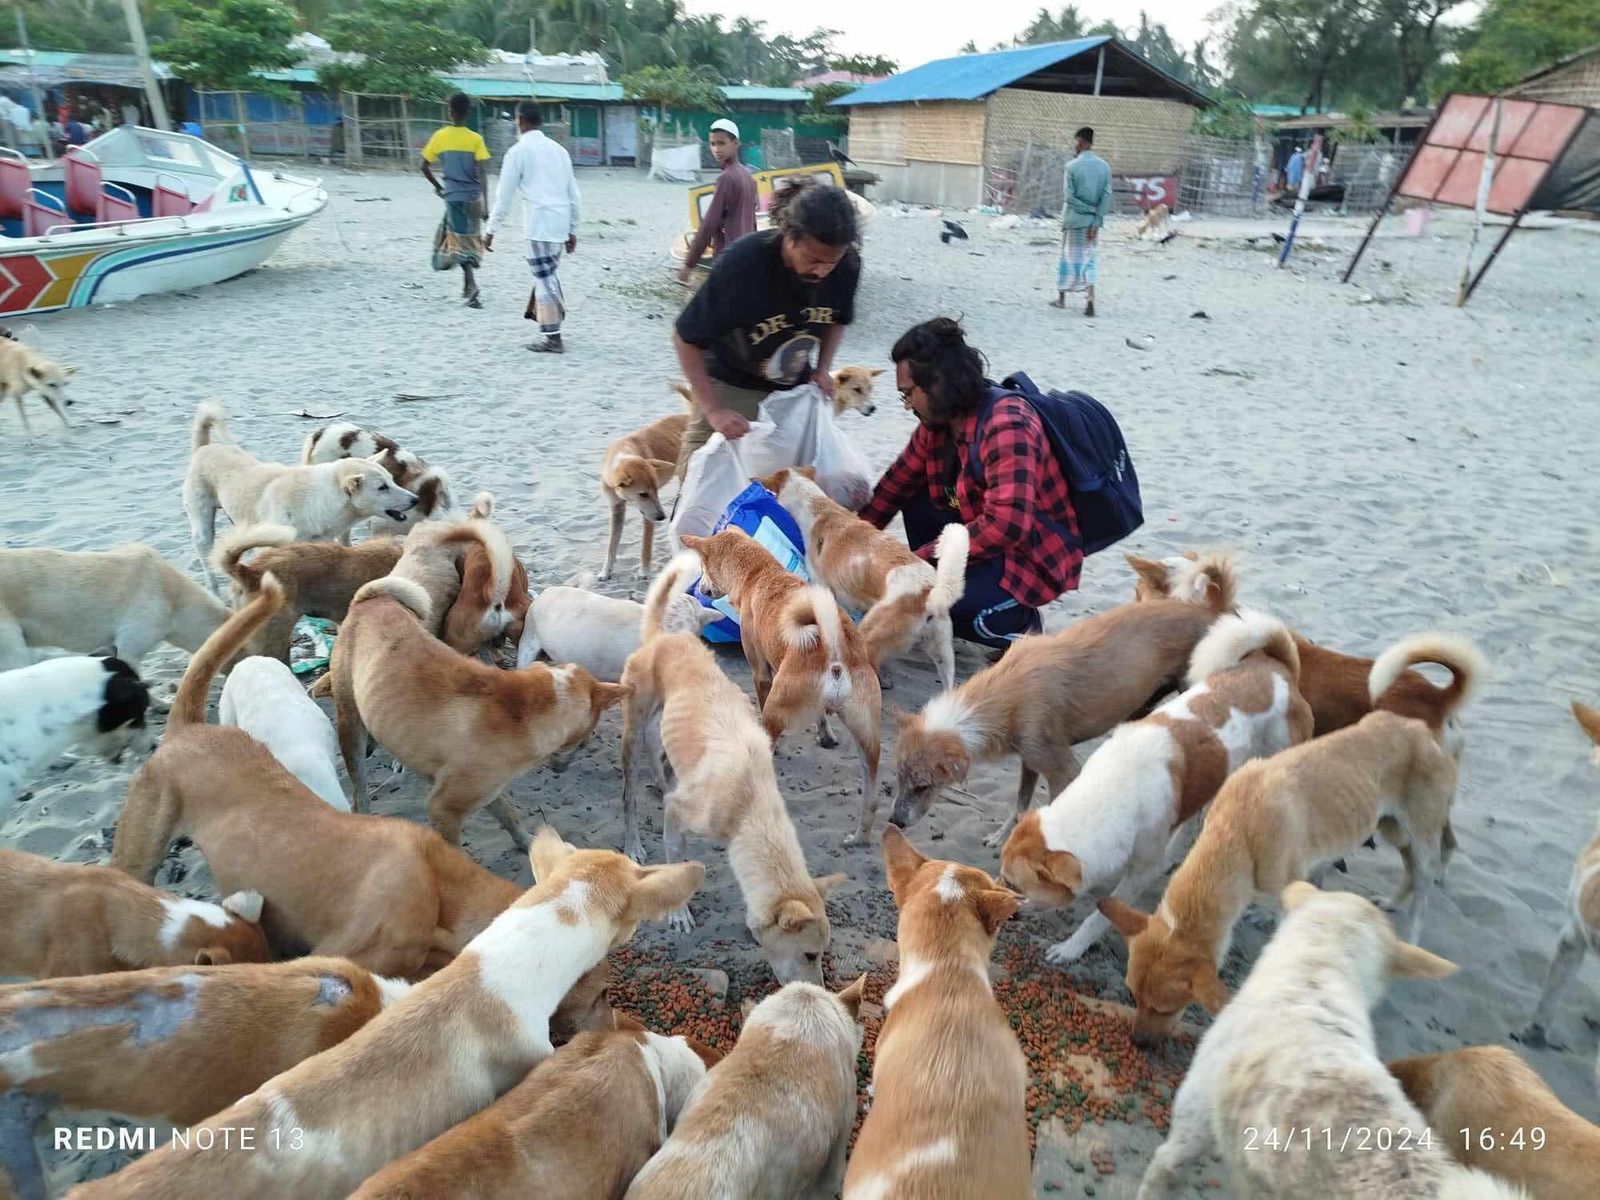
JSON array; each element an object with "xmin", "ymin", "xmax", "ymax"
[{"xmin": 966, "ymin": 383, "xmax": 1014, "ymax": 491}]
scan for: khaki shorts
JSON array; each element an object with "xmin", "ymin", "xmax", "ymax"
[{"xmin": 675, "ymin": 379, "xmax": 769, "ymax": 478}]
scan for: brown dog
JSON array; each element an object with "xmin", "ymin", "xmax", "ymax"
[
  {"xmin": 680, "ymin": 528, "xmax": 882, "ymax": 841},
  {"xmin": 600, "ymin": 395, "xmax": 691, "ymax": 580},
  {"xmin": 844, "ymin": 826, "xmax": 1029, "ymax": 1199},
  {"xmin": 440, "ymin": 499, "xmax": 532, "ymax": 656}
]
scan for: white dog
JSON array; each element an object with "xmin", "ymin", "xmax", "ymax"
[
  {"xmin": 1138, "ymin": 884, "xmax": 1523, "ymax": 1200},
  {"xmin": 183, "ymin": 403, "xmax": 418, "ymax": 592},
  {"xmin": 0, "ymin": 337, "xmax": 76, "ymax": 433},
  {"xmin": 515, "ymin": 584, "xmax": 719, "ymax": 682},
  {"xmin": 0, "ymin": 656, "xmax": 150, "ymax": 803},
  {"xmin": 219, "ymin": 656, "xmax": 348, "ymax": 809}
]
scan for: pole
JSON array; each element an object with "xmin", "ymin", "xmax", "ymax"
[
  {"xmin": 1462, "ymin": 211, "xmax": 1522, "ymax": 304},
  {"xmin": 13, "ymin": 7, "xmax": 52, "ymax": 161},
  {"xmin": 120, "ymin": 0, "xmax": 171, "ymax": 130},
  {"xmin": 1277, "ymin": 133, "xmax": 1321, "ymax": 267},
  {"xmin": 1455, "ymin": 97, "xmax": 1503, "ymax": 307},
  {"xmin": 1092, "ymin": 46, "xmax": 1104, "ymax": 96},
  {"xmin": 1343, "ymin": 98, "xmax": 1446, "ymax": 284}
]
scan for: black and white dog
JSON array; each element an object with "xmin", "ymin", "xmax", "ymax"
[{"xmin": 0, "ymin": 656, "xmax": 150, "ymax": 802}]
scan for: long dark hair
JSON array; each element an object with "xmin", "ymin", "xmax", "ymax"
[
  {"xmin": 891, "ymin": 318, "xmax": 988, "ymax": 421},
  {"xmin": 771, "ymin": 176, "xmax": 859, "ymax": 249}
]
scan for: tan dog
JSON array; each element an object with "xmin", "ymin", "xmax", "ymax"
[
  {"xmin": 629, "ymin": 977, "xmax": 867, "ymax": 1199},
  {"xmin": 72, "ymin": 829, "xmax": 705, "ymax": 1200},
  {"xmin": 354, "ymin": 1027, "xmax": 721, "ymax": 1200},
  {"xmin": 323, "ymin": 526, "xmax": 628, "ymax": 848},
  {"xmin": 440, "ymin": 500, "xmax": 532, "ymax": 656},
  {"xmin": 844, "ymin": 826, "xmax": 1029, "ymax": 1199},
  {"xmin": 892, "ymin": 551, "xmax": 1236, "ymax": 845},
  {"xmin": 830, "ymin": 364, "xmax": 883, "ymax": 416},
  {"xmin": 0, "ymin": 337, "xmax": 76, "ymax": 433},
  {"xmin": 1101, "ymin": 635, "xmax": 1484, "ymax": 1045},
  {"xmin": 109, "ymin": 576, "xmax": 526, "ymax": 980},
  {"xmin": 0, "ymin": 848, "xmax": 268, "ymax": 978},
  {"xmin": 1523, "ymin": 701, "xmax": 1600, "ymax": 1061},
  {"xmin": 760, "ymin": 467, "xmax": 969, "ymax": 689},
  {"xmin": 1002, "ymin": 609, "xmax": 1314, "ymax": 964},
  {"xmin": 214, "ymin": 524, "xmax": 405, "ymax": 661},
  {"xmin": 184, "ymin": 403, "xmax": 418, "ymax": 593},
  {"xmin": 1134, "ymin": 201, "xmax": 1171, "ymax": 238},
  {"xmin": 0, "ymin": 958, "xmax": 408, "ymax": 1200},
  {"xmin": 600, "ymin": 395, "xmax": 691, "ymax": 580},
  {"xmin": 619, "ymin": 553, "xmax": 845, "ymax": 982},
  {"xmin": 1390, "ymin": 1045, "xmax": 1600, "ymax": 1200},
  {"xmin": 680, "ymin": 528, "xmax": 883, "ymax": 839}
]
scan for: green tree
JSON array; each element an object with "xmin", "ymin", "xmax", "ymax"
[
  {"xmin": 619, "ymin": 63, "xmax": 725, "ymax": 110},
  {"xmin": 828, "ymin": 54, "xmax": 897, "ymax": 76},
  {"xmin": 1220, "ymin": 0, "xmax": 1381, "ymax": 111},
  {"xmin": 155, "ymin": 0, "xmax": 301, "ymax": 99},
  {"xmin": 1374, "ymin": 0, "xmax": 1466, "ymax": 104},
  {"xmin": 1448, "ymin": 0, "xmax": 1600, "ymax": 93},
  {"xmin": 318, "ymin": 0, "xmax": 489, "ymax": 97}
]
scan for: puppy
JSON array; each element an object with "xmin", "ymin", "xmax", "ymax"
[
  {"xmin": 1134, "ymin": 202, "xmax": 1171, "ymax": 238},
  {"xmin": 619, "ymin": 554, "xmax": 845, "ymax": 982},
  {"xmin": 73, "ymin": 829, "xmax": 704, "ymax": 1200},
  {"xmin": 515, "ymin": 583, "xmax": 719, "ymax": 681},
  {"xmin": 1135, "ymin": 884, "xmax": 1516, "ymax": 1200},
  {"xmin": 353, "ymin": 1027, "xmax": 720, "ymax": 1200},
  {"xmin": 0, "ymin": 337, "xmax": 76, "ymax": 433},
  {"xmin": 830, "ymin": 364, "xmax": 883, "ymax": 416},
  {"xmin": 681, "ymin": 528, "xmax": 882, "ymax": 841},
  {"xmin": 1101, "ymin": 635, "xmax": 1484, "ymax": 1045},
  {"xmin": 183, "ymin": 402, "xmax": 417, "ymax": 591},
  {"xmin": 891, "ymin": 551, "xmax": 1236, "ymax": 844},
  {"xmin": 761, "ymin": 467, "xmax": 968, "ymax": 689},
  {"xmin": 0, "ymin": 655, "xmax": 148, "ymax": 803},
  {"xmin": 219, "ymin": 656, "xmax": 347, "ymax": 809},
  {"xmin": 600, "ymin": 396, "xmax": 690, "ymax": 580},
  {"xmin": 1128, "ymin": 552, "xmax": 1470, "ymax": 738},
  {"xmin": 0, "ymin": 958, "xmax": 409, "ymax": 1200},
  {"xmin": 844, "ymin": 826, "xmax": 1029, "ymax": 1200},
  {"xmin": 301, "ymin": 421, "xmax": 429, "ymax": 489},
  {"xmin": 1523, "ymin": 701, "xmax": 1600, "ymax": 1061},
  {"xmin": 214, "ymin": 523, "xmax": 405, "ymax": 661},
  {"xmin": 1390, "ymin": 1045, "xmax": 1600, "ymax": 1200},
  {"xmin": 109, "ymin": 574, "xmax": 523, "ymax": 980},
  {"xmin": 0, "ymin": 545, "xmax": 228, "ymax": 672},
  {"xmin": 629, "ymin": 977, "xmax": 866, "ymax": 1199},
  {"xmin": 441, "ymin": 498, "xmax": 532, "ymax": 656},
  {"xmin": 0, "ymin": 848, "xmax": 267, "ymax": 977},
  {"xmin": 323, "ymin": 524, "xmax": 628, "ymax": 847},
  {"xmin": 1002, "ymin": 610, "xmax": 1314, "ymax": 964}
]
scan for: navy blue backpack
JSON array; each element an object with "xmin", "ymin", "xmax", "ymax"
[{"xmin": 969, "ymin": 372, "xmax": 1143, "ymax": 556}]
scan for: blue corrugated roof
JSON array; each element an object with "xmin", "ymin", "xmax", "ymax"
[{"xmin": 832, "ymin": 37, "xmax": 1109, "ymax": 106}]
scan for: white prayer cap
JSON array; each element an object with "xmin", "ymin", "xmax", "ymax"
[{"xmin": 709, "ymin": 118, "xmax": 739, "ymax": 139}]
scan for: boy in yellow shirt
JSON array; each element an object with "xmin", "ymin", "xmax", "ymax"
[{"xmin": 421, "ymin": 93, "xmax": 491, "ymax": 308}]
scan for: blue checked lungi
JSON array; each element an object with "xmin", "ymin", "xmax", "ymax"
[
  {"xmin": 1057, "ymin": 226, "xmax": 1097, "ymax": 293},
  {"xmin": 524, "ymin": 240, "xmax": 566, "ymax": 334}
]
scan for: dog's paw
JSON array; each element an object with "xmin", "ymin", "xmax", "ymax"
[
  {"xmin": 624, "ymin": 839, "xmax": 647, "ymax": 865},
  {"xmin": 982, "ymin": 825, "xmax": 1011, "ymax": 849},
  {"xmin": 666, "ymin": 904, "xmax": 696, "ymax": 934},
  {"xmin": 1044, "ymin": 939, "xmax": 1086, "ymax": 967},
  {"xmin": 816, "ymin": 727, "xmax": 840, "ymax": 751},
  {"xmin": 843, "ymin": 827, "xmax": 870, "ymax": 847},
  {"xmin": 597, "ymin": 567, "xmax": 614, "ymax": 582},
  {"xmin": 878, "ymin": 673, "xmax": 895, "ymax": 692}
]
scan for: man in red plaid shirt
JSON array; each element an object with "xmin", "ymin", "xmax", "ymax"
[{"xmin": 858, "ymin": 318, "xmax": 1082, "ymax": 649}]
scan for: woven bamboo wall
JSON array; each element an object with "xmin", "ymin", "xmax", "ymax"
[
  {"xmin": 1508, "ymin": 56, "xmax": 1600, "ymax": 108},
  {"xmin": 984, "ymin": 88, "xmax": 1195, "ymax": 175},
  {"xmin": 902, "ymin": 101, "xmax": 987, "ymax": 165},
  {"xmin": 847, "ymin": 106, "xmax": 906, "ymax": 165}
]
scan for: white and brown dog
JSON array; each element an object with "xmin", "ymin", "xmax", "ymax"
[
  {"xmin": 0, "ymin": 655, "xmax": 149, "ymax": 805},
  {"xmin": 440, "ymin": 496, "xmax": 532, "ymax": 657},
  {"xmin": 1002, "ymin": 609, "xmax": 1314, "ymax": 964},
  {"xmin": 845, "ymin": 826, "xmax": 1029, "ymax": 1200},
  {"xmin": 629, "ymin": 977, "xmax": 866, "ymax": 1199},
  {"xmin": 72, "ymin": 829, "xmax": 704, "ymax": 1200},
  {"xmin": 600, "ymin": 393, "xmax": 692, "ymax": 580},
  {"xmin": 0, "ymin": 336, "xmax": 76, "ymax": 433},
  {"xmin": 301, "ymin": 421, "xmax": 429, "ymax": 491}
]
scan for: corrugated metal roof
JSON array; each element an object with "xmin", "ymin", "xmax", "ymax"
[{"xmin": 832, "ymin": 37, "xmax": 1109, "ymax": 106}]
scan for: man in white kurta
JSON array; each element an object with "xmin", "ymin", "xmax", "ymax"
[{"xmin": 486, "ymin": 100, "xmax": 582, "ymax": 353}]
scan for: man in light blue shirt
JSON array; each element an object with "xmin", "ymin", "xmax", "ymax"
[
  {"xmin": 1054, "ymin": 126, "xmax": 1111, "ymax": 317},
  {"xmin": 1286, "ymin": 146, "xmax": 1306, "ymax": 191}
]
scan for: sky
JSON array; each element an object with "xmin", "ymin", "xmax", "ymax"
[{"xmin": 678, "ymin": 0, "xmax": 1220, "ymax": 69}]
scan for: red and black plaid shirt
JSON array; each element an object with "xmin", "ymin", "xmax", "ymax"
[{"xmin": 859, "ymin": 396, "xmax": 1082, "ymax": 609}]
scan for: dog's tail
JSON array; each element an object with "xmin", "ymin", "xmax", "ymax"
[
  {"xmin": 643, "ymin": 552, "xmax": 701, "ymax": 643},
  {"xmin": 672, "ymin": 383, "xmax": 696, "ymax": 413},
  {"xmin": 468, "ymin": 490, "xmax": 494, "ymax": 520},
  {"xmin": 926, "ymin": 523, "xmax": 969, "ymax": 617},
  {"xmin": 1170, "ymin": 549, "xmax": 1238, "ymax": 615},
  {"xmin": 299, "ymin": 426, "xmax": 326, "ymax": 465},
  {"xmin": 1573, "ymin": 701, "xmax": 1600, "ymax": 768},
  {"xmin": 352, "ymin": 575, "xmax": 432, "ymax": 624},
  {"xmin": 1186, "ymin": 607, "xmax": 1298, "ymax": 688},
  {"xmin": 170, "ymin": 573, "xmax": 285, "ymax": 731},
  {"xmin": 191, "ymin": 402, "xmax": 229, "ymax": 452},
  {"xmin": 1368, "ymin": 634, "xmax": 1485, "ymax": 724},
  {"xmin": 465, "ymin": 506, "xmax": 515, "ymax": 607},
  {"xmin": 785, "ymin": 585, "xmax": 852, "ymax": 702},
  {"xmin": 212, "ymin": 523, "xmax": 297, "ymax": 593}
]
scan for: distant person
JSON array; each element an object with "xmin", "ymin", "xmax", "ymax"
[
  {"xmin": 1286, "ymin": 145, "xmax": 1306, "ymax": 191},
  {"xmin": 63, "ymin": 113, "xmax": 89, "ymax": 147},
  {"xmin": 1054, "ymin": 125, "xmax": 1110, "ymax": 318},
  {"xmin": 420, "ymin": 92, "xmax": 491, "ymax": 309},
  {"xmin": 677, "ymin": 117, "xmax": 756, "ymax": 283},
  {"xmin": 672, "ymin": 181, "xmax": 860, "ymax": 476}
]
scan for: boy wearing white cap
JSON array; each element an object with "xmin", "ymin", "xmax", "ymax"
[{"xmin": 677, "ymin": 117, "xmax": 757, "ymax": 283}]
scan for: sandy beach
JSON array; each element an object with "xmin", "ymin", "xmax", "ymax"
[{"xmin": 5, "ymin": 164, "xmax": 1599, "ymax": 1195}]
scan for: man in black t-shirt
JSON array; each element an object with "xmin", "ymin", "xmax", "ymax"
[{"xmin": 672, "ymin": 183, "xmax": 861, "ymax": 475}]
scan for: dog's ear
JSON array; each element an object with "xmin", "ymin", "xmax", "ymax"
[
  {"xmin": 1098, "ymin": 897, "xmax": 1150, "ymax": 940},
  {"xmin": 530, "ymin": 825, "xmax": 576, "ymax": 883},
  {"xmin": 1573, "ymin": 700, "xmax": 1600, "ymax": 748},
  {"xmin": 590, "ymin": 681, "xmax": 631, "ymax": 712},
  {"xmin": 679, "ymin": 534, "xmax": 705, "ymax": 552},
  {"xmin": 1191, "ymin": 963, "xmax": 1231, "ymax": 1014},
  {"xmin": 629, "ymin": 860, "xmax": 706, "ymax": 923},
  {"xmin": 1041, "ymin": 850, "xmax": 1082, "ymax": 897},
  {"xmin": 812, "ymin": 871, "xmax": 848, "ymax": 900},
  {"xmin": 648, "ymin": 458, "xmax": 677, "ymax": 485},
  {"xmin": 775, "ymin": 897, "xmax": 818, "ymax": 933},
  {"xmin": 837, "ymin": 974, "xmax": 868, "ymax": 1019},
  {"xmin": 193, "ymin": 947, "xmax": 233, "ymax": 966},
  {"xmin": 881, "ymin": 824, "xmax": 928, "ymax": 903},
  {"xmin": 1125, "ymin": 554, "xmax": 1167, "ymax": 594},
  {"xmin": 868, "ymin": 367, "xmax": 885, "ymax": 378},
  {"xmin": 341, "ymin": 471, "xmax": 364, "ymax": 498},
  {"xmin": 974, "ymin": 887, "xmax": 1021, "ymax": 937},
  {"xmin": 1390, "ymin": 941, "xmax": 1458, "ymax": 981},
  {"xmin": 469, "ymin": 491, "xmax": 496, "ymax": 519},
  {"xmin": 221, "ymin": 889, "xmax": 264, "ymax": 924},
  {"xmin": 1280, "ymin": 881, "xmax": 1320, "ymax": 912},
  {"xmin": 795, "ymin": 466, "xmax": 818, "ymax": 481}
]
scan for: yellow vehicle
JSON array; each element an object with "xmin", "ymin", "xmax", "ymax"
[{"xmin": 671, "ymin": 162, "xmax": 872, "ymax": 271}]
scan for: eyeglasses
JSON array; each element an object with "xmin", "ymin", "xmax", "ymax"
[{"xmin": 898, "ymin": 386, "xmax": 916, "ymax": 408}]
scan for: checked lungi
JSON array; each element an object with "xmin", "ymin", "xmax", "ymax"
[
  {"xmin": 1057, "ymin": 226, "xmax": 1097, "ymax": 293},
  {"xmin": 431, "ymin": 201, "xmax": 483, "ymax": 271},
  {"xmin": 524, "ymin": 240, "xmax": 566, "ymax": 335}
]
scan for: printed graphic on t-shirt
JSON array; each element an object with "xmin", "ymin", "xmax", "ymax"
[{"xmin": 764, "ymin": 334, "xmax": 819, "ymax": 384}]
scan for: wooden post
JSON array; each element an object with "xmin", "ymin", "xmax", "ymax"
[
  {"xmin": 400, "ymin": 95, "xmax": 412, "ymax": 167},
  {"xmin": 120, "ymin": 0, "xmax": 171, "ymax": 130},
  {"xmin": 344, "ymin": 92, "xmax": 362, "ymax": 167},
  {"xmin": 1093, "ymin": 46, "xmax": 1104, "ymax": 96},
  {"xmin": 235, "ymin": 91, "xmax": 250, "ymax": 159},
  {"xmin": 13, "ymin": 7, "xmax": 52, "ymax": 160},
  {"xmin": 1455, "ymin": 97, "xmax": 1503, "ymax": 307},
  {"xmin": 1463, "ymin": 210, "xmax": 1522, "ymax": 303}
]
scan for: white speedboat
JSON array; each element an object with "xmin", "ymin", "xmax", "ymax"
[{"xmin": 0, "ymin": 125, "xmax": 326, "ymax": 316}]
